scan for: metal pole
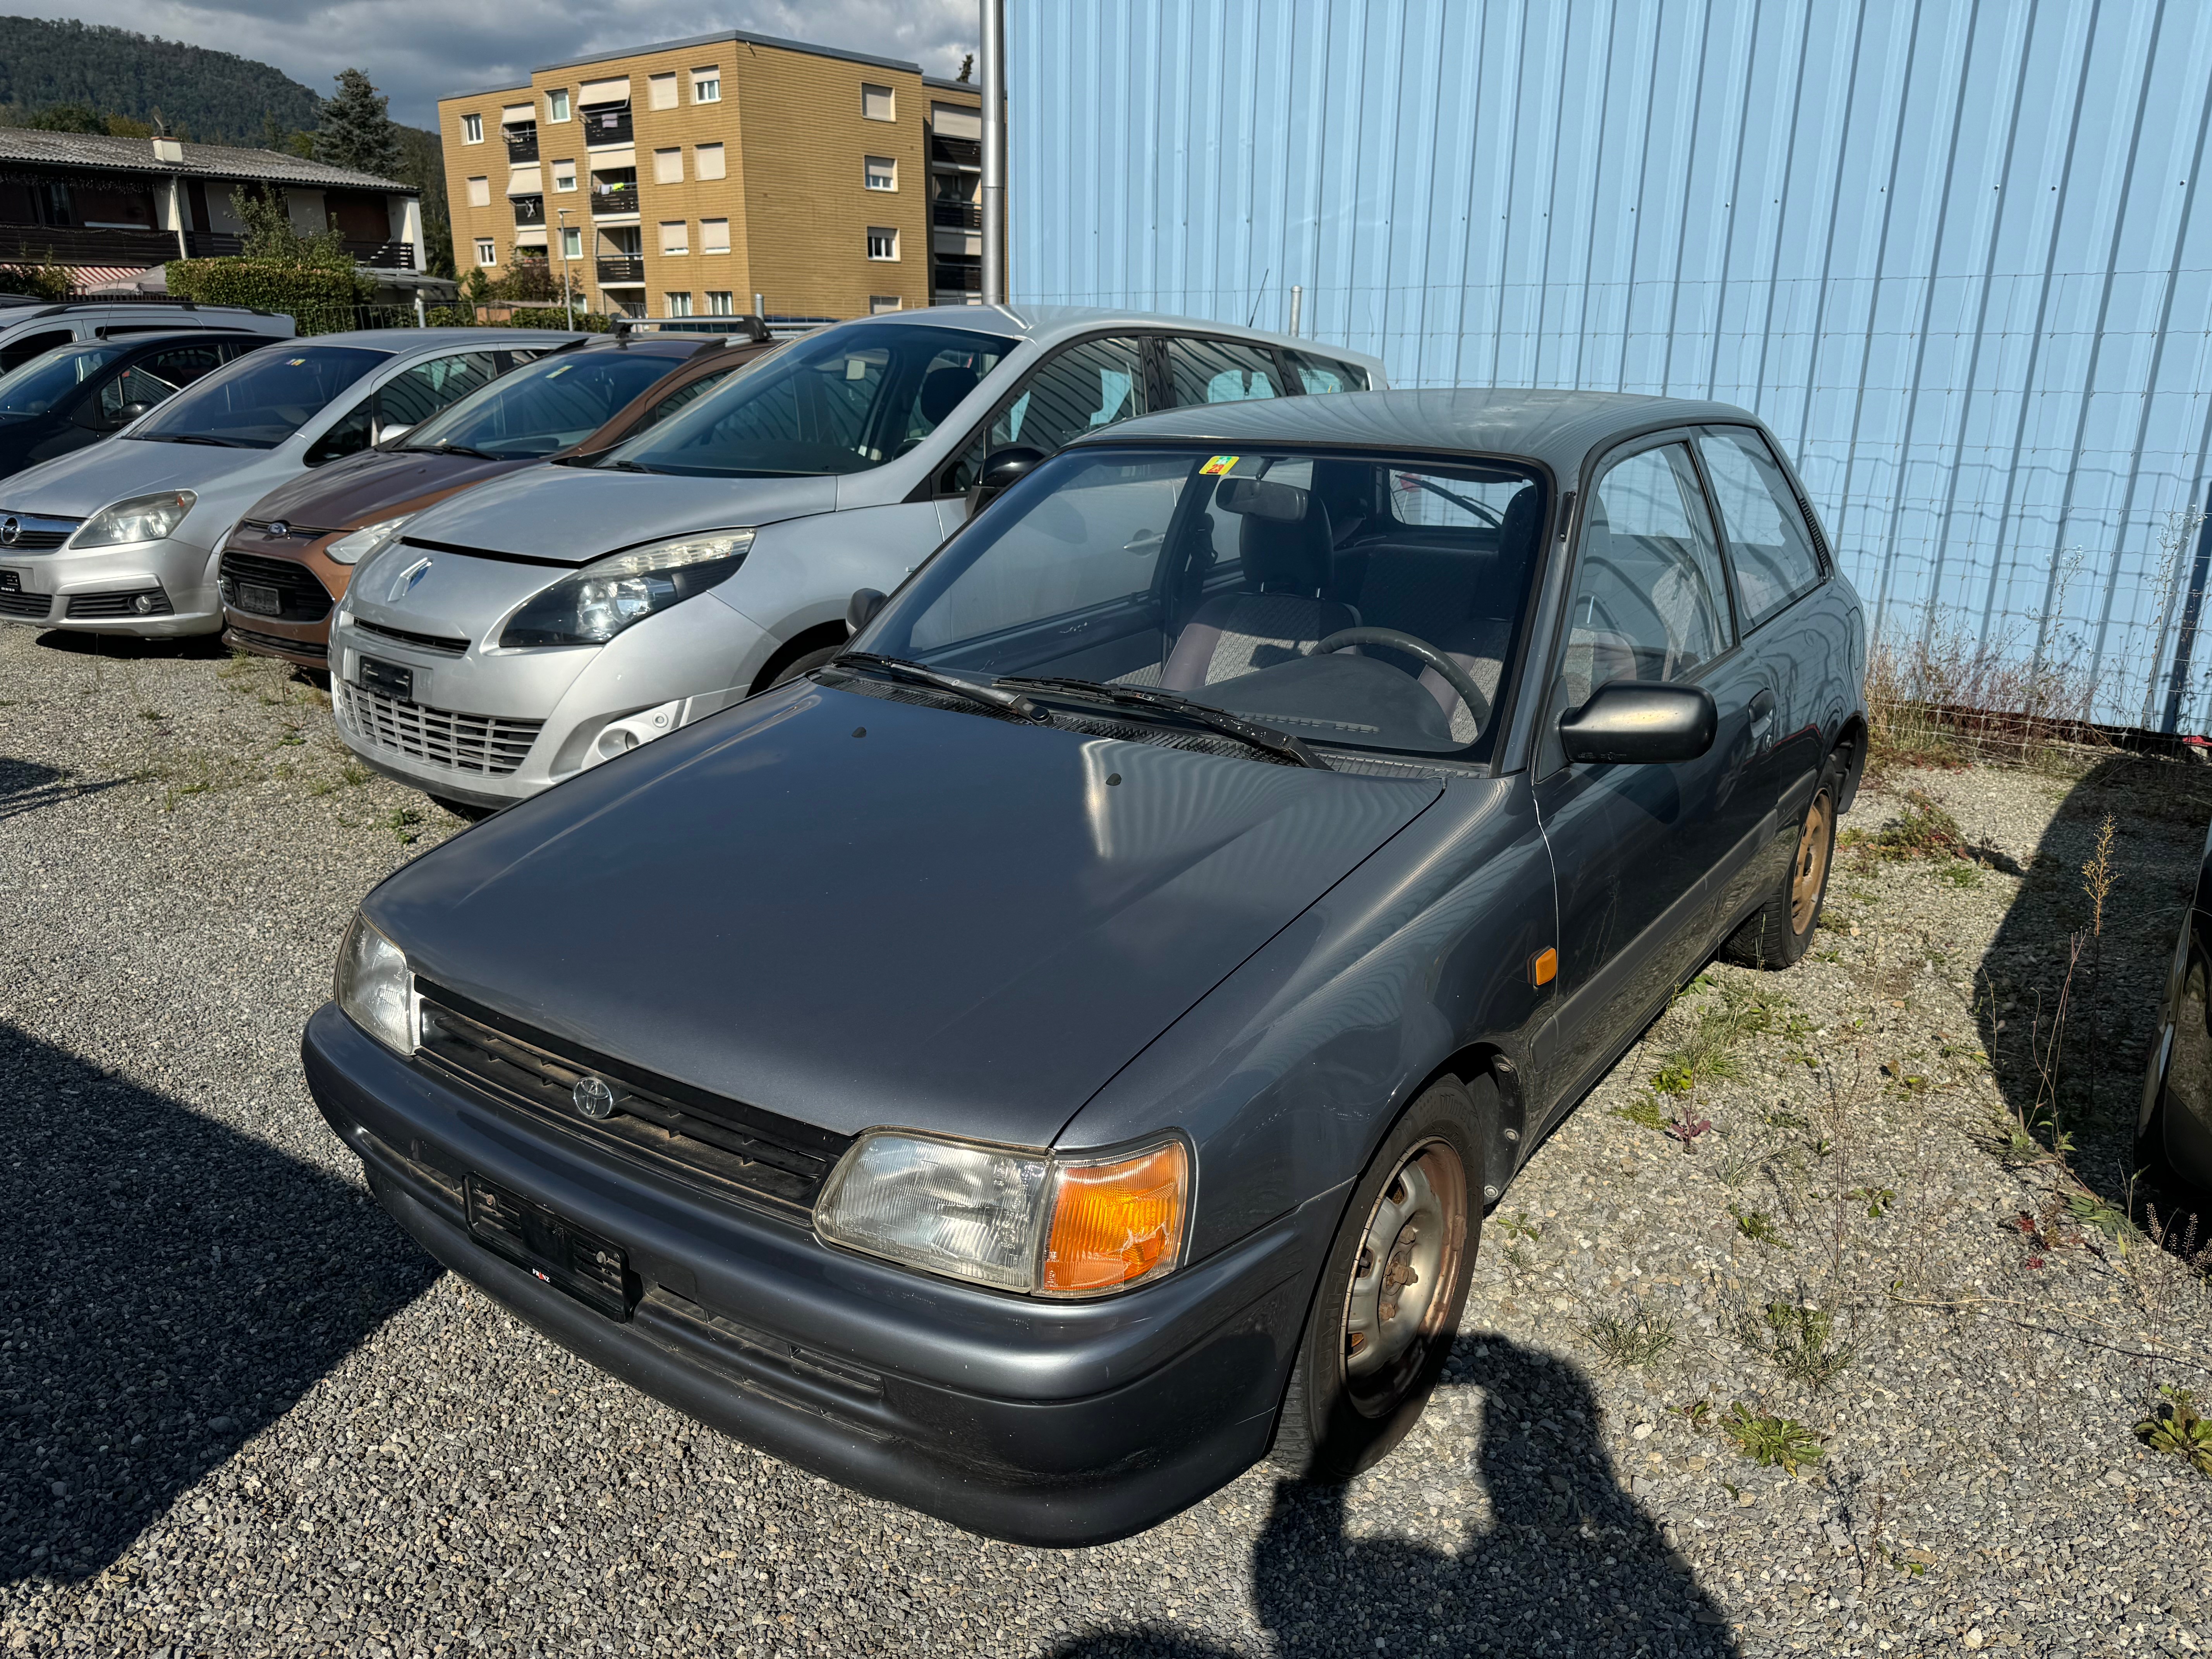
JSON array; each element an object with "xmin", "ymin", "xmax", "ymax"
[
  {"xmin": 1288, "ymin": 285, "xmax": 1302, "ymax": 337},
  {"xmin": 754, "ymin": 291, "xmax": 765, "ymax": 321},
  {"xmin": 980, "ymin": 0, "xmax": 1006, "ymax": 305},
  {"xmin": 414, "ymin": 289, "xmax": 427, "ymax": 328},
  {"xmin": 557, "ymin": 209, "xmax": 575, "ymax": 330}
]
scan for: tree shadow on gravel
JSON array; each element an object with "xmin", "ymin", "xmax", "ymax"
[
  {"xmin": 1974, "ymin": 754, "xmax": 2212, "ymax": 1247},
  {"xmin": 1051, "ymin": 1340, "xmax": 1735, "ymax": 1659},
  {"xmin": 0, "ymin": 1022, "xmax": 440, "ymax": 1586},
  {"xmin": 0, "ymin": 756, "xmax": 131, "ymax": 825}
]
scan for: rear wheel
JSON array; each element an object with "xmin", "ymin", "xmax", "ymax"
[
  {"xmin": 1720, "ymin": 750, "xmax": 1844, "ymax": 970},
  {"xmin": 1272, "ymin": 1076, "xmax": 1485, "ymax": 1482},
  {"xmin": 768, "ymin": 644, "xmax": 842, "ymax": 689}
]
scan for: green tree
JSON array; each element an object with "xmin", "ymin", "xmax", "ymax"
[
  {"xmin": 228, "ymin": 182, "xmax": 352, "ymax": 271},
  {"xmin": 22, "ymin": 102, "xmax": 109, "ymax": 133},
  {"xmin": 314, "ymin": 69, "xmax": 401, "ymax": 179},
  {"xmin": 0, "ymin": 17, "xmax": 317, "ymax": 145}
]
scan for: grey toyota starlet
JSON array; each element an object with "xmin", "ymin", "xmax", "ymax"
[{"xmin": 304, "ymin": 387, "xmax": 1868, "ymax": 1545}]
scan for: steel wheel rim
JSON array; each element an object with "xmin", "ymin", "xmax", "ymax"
[
  {"xmin": 1790, "ymin": 790, "xmax": 1834, "ymax": 934},
  {"xmin": 1341, "ymin": 1139, "xmax": 1467, "ymax": 1417}
]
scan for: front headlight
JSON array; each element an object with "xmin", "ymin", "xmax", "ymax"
[
  {"xmin": 814, "ymin": 1131, "xmax": 1188, "ymax": 1297},
  {"xmin": 326, "ymin": 515, "xmax": 412, "ymax": 567},
  {"xmin": 71, "ymin": 489, "xmax": 196, "ymax": 549},
  {"xmin": 334, "ymin": 913, "xmax": 417, "ymax": 1056},
  {"xmin": 498, "ymin": 529, "xmax": 754, "ymax": 648}
]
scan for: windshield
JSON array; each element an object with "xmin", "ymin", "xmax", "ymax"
[
  {"xmin": 400, "ymin": 347, "xmax": 689, "ymax": 459},
  {"xmin": 858, "ymin": 446, "xmax": 1547, "ymax": 760},
  {"xmin": 129, "ymin": 345, "xmax": 388, "ymax": 449},
  {"xmin": 0, "ymin": 343, "xmax": 125, "ymax": 417},
  {"xmin": 601, "ymin": 321, "xmax": 1014, "ymax": 477}
]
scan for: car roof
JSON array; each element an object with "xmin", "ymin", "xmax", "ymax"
[
  {"xmin": 830, "ymin": 303, "xmax": 1388, "ymax": 373},
  {"xmin": 1071, "ymin": 386, "xmax": 1760, "ymax": 476},
  {"xmin": 296, "ymin": 329, "xmax": 589, "ymax": 357}
]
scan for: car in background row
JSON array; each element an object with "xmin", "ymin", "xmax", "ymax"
[
  {"xmin": 304, "ymin": 387, "xmax": 1866, "ymax": 1544},
  {"xmin": 0, "ymin": 294, "xmax": 292, "ymax": 374},
  {"xmin": 0, "ymin": 331, "xmax": 269, "ymax": 482},
  {"xmin": 2140, "ymin": 811, "xmax": 2212, "ymax": 1194},
  {"xmin": 0, "ymin": 330, "xmax": 581, "ymax": 637},
  {"xmin": 219, "ymin": 328, "xmax": 783, "ymax": 673},
  {"xmin": 326, "ymin": 304, "xmax": 1381, "ymax": 810}
]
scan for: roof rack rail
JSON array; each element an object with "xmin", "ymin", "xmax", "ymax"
[{"xmin": 610, "ymin": 314, "xmax": 771, "ymax": 344}]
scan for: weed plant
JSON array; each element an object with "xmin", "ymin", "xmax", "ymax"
[
  {"xmin": 1719, "ymin": 1405, "xmax": 1824, "ymax": 1475},
  {"xmin": 1584, "ymin": 1304, "xmax": 1677, "ymax": 1369}
]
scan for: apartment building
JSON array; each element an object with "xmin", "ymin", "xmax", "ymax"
[{"xmin": 438, "ymin": 29, "xmax": 984, "ymax": 321}]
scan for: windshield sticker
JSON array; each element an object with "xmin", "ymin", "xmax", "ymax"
[
  {"xmin": 286, "ymin": 357, "xmax": 307, "ymax": 366},
  {"xmin": 546, "ymin": 364, "xmax": 572, "ymax": 378},
  {"xmin": 1200, "ymin": 455, "xmax": 1239, "ymax": 476}
]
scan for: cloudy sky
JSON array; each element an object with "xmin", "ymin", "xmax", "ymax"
[{"xmin": 14, "ymin": 0, "xmax": 979, "ymax": 127}]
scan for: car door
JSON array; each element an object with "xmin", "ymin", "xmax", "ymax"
[
  {"xmin": 304, "ymin": 350, "xmax": 503, "ymax": 465},
  {"xmin": 1531, "ymin": 436, "xmax": 1765, "ymax": 1115},
  {"xmin": 930, "ymin": 333, "xmax": 1154, "ymax": 522}
]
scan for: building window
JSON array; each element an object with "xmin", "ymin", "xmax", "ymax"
[
  {"xmin": 701, "ymin": 218, "xmax": 730, "ymax": 254},
  {"xmin": 865, "ymin": 156, "xmax": 896, "ymax": 191},
  {"xmin": 665, "ymin": 292, "xmax": 693, "ymax": 318},
  {"xmin": 704, "ymin": 291, "xmax": 734, "ymax": 315},
  {"xmin": 466, "ymin": 175, "xmax": 490, "ymax": 207},
  {"xmin": 547, "ymin": 89, "xmax": 571, "ymax": 122},
  {"xmin": 649, "ymin": 73, "xmax": 678, "ymax": 111},
  {"xmin": 462, "ymin": 113, "xmax": 484, "ymax": 144},
  {"xmin": 695, "ymin": 142, "xmax": 726, "ymax": 180},
  {"xmin": 862, "ymin": 84, "xmax": 895, "ymax": 122},
  {"xmin": 870, "ymin": 295, "xmax": 903, "ymax": 314},
  {"xmin": 552, "ymin": 161, "xmax": 576, "ymax": 192},
  {"xmin": 659, "ymin": 220, "xmax": 689, "ymax": 256},
  {"xmin": 692, "ymin": 68, "xmax": 720, "ymax": 103},
  {"xmin": 866, "ymin": 226, "xmax": 899, "ymax": 261},
  {"xmin": 653, "ymin": 147, "xmax": 683, "ymax": 185},
  {"xmin": 560, "ymin": 226, "xmax": 582, "ymax": 259},
  {"xmin": 474, "ymin": 238, "xmax": 496, "ymax": 265}
]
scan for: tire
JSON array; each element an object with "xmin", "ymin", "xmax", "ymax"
[
  {"xmin": 767, "ymin": 643, "xmax": 843, "ymax": 690},
  {"xmin": 2141, "ymin": 954, "xmax": 2212, "ymax": 1188},
  {"xmin": 1271, "ymin": 1075, "xmax": 1486, "ymax": 1482},
  {"xmin": 1719, "ymin": 749, "xmax": 1844, "ymax": 970}
]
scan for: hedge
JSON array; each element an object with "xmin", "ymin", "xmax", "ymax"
[
  {"xmin": 163, "ymin": 259, "xmax": 372, "ymax": 335},
  {"xmin": 426, "ymin": 304, "xmax": 615, "ymax": 332}
]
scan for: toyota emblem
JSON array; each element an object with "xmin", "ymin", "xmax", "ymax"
[
  {"xmin": 267, "ymin": 520, "xmax": 290, "ymax": 538},
  {"xmin": 572, "ymin": 1076, "xmax": 616, "ymax": 1120},
  {"xmin": 0, "ymin": 517, "xmax": 17, "ymax": 546}
]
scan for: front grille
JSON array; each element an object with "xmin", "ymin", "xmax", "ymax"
[
  {"xmin": 351, "ymin": 617, "xmax": 469, "ymax": 655},
  {"xmin": 0, "ymin": 514, "xmax": 79, "ymax": 551},
  {"xmin": 415, "ymin": 988, "xmax": 852, "ymax": 1217},
  {"xmin": 224, "ymin": 625, "xmax": 326, "ymax": 663},
  {"xmin": 219, "ymin": 550, "xmax": 333, "ymax": 623},
  {"xmin": 67, "ymin": 587, "xmax": 172, "ymax": 619},
  {"xmin": 0, "ymin": 587, "xmax": 50, "ymax": 619},
  {"xmin": 237, "ymin": 519, "xmax": 332, "ymax": 539},
  {"xmin": 335, "ymin": 680, "xmax": 541, "ymax": 775}
]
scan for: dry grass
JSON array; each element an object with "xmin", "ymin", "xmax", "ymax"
[{"xmin": 1863, "ymin": 625, "xmax": 2116, "ymax": 776}]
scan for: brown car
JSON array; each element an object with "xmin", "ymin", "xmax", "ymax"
[{"xmin": 218, "ymin": 328, "xmax": 779, "ymax": 669}]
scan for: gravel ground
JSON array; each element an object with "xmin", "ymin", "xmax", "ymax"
[{"xmin": 2, "ymin": 625, "xmax": 2209, "ymax": 1659}]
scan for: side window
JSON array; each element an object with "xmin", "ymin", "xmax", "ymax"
[
  {"xmin": 1556, "ymin": 444, "xmax": 1732, "ymax": 711},
  {"xmin": 635, "ymin": 368, "xmax": 733, "ymax": 432},
  {"xmin": 0, "ymin": 329, "xmax": 72, "ymax": 374},
  {"xmin": 1282, "ymin": 349, "xmax": 1368, "ymax": 394},
  {"xmin": 96, "ymin": 346, "xmax": 225, "ymax": 423},
  {"xmin": 304, "ymin": 397, "xmax": 374, "ymax": 466},
  {"xmin": 1694, "ymin": 427, "xmax": 1825, "ymax": 628},
  {"xmin": 373, "ymin": 351, "xmax": 501, "ymax": 431},
  {"xmin": 938, "ymin": 335, "xmax": 1147, "ymax": 495},
  {"xmin": 1166, "ymin": 336, "xmax": 1284, "ymax": 405}
]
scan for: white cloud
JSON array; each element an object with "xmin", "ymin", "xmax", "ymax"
[{"xmin": 12, "ymin": 0, "xmax": 978, "ymax": 128}]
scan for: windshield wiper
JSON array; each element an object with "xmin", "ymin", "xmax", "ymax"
[
  {"xmin": 999, "ymin": 677, "xmax": 1324, "ymax": 768},
  {"xmin": 146, "ymin": 433, "xmax": 248, "ymax": 448},
  {"xmin": 603, "ymin": 458, "xmax": 662, "ymax": 474},
  {"xmin": 830, "ymin": 652, "xmax": 1053, "ymax": 724},
  {"xmin": 402, "ymin": 441, "xmax": 499, "ymax": 459}
]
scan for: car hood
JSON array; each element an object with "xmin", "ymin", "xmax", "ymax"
[
  {"xmin": 0, "ymin": 435, "xmax": 279, "ymax": 518},
  {"xmin": 244, "ymin": 448, "xmax": 533, "ymax": 532},
  {"xmin": 395, "ymin": 464, "xmax": 842, "ymax": 564},
  {"xmin": 364, "ymin": 682, "xmax": 1443, "ymax": 1147}
]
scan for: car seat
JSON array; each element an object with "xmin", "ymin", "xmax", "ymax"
[
  {"xmin": 1159, "ymin": 479, "xmax": 1358, "ymax": 692},
  {"xmin": 1409, "ymin": 485, "xmax": 1546, "ymax": 740}
]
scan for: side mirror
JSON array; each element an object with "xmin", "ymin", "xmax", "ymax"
[
  {"xmin": 118, "ymin": 400, "xmax": 152, "ymax": 420},
  {"xmin": 846, "ymin": 587, "xmax": 887, "ymax": 632},
  {"xmin": 374, "ymin": 421, "xmax": 413, "ymax": 447},
  {"xmin": 967, "ymin": 445, "xmax": 1046, "ymax": 514},
  {"xmin": 1559, "ymin": 680, "xmax": 1717, "ymax": 766}
]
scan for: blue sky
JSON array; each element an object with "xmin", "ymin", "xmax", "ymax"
[{"xmin": 16, "ymin": 0, "xmax": 979, "ymax": 129}]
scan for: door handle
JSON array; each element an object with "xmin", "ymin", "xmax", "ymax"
[{"xmin": 1748, "ymin": 689, "xmax": 1775, "ymax": 745}]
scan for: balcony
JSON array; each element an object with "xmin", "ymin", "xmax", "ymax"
[
  {"xmin": 512, "ymin": 194, "xmax": 546, "ymax": 228},
  {"xmin": 581, "ymin": 105, "xmax": 633, "ymax": 146},
  {"xmin": 589, "ymin": 185, "xmax": 639, "ymax": 217},
  {"xmin": 0, "ymin": 223, "xmax": 414, "ymax": 268},
  {"xmin": 931, "ymin": 201, "xmax": 982, "ymax": 230},
  {"xmin": 503, "ymin": 125, "xmax": 538, "ymax": 163},
  {"xmin": 932, "ymin": 259, "xmax": 982, "ymax": 294},
  {"xmin": 596, "ymin": 256, "xmax": 645, "ymax": 284},
  {"xmin": 930, "ymin": 135, "xmax": 982, "ymax": 168}
]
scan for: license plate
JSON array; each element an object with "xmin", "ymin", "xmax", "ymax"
[
  {"xmin": 465, "ymin": 1176, "xmax": 635, "ymax": 1321},
  {"xmin": 358, "ymin": 656, "xmax": 413, "ymax": 702},
  {"xmin": 236, "ymin": 581, "xmax": 281, "ymax": 617},
  {"xmin": 0, "ymin": 571, "xmax": 18, "ymax": 592}
]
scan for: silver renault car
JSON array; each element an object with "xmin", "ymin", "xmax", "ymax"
[
  {"xmin": 0, "ymin": 329, "xmax": 579, "ymax": 637},
  {"xmin": 326, "ymin": 305, "xmax": 1382, "ymax": 812}
]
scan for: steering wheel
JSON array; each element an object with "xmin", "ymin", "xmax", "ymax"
[{"xmin": 1309, "ymin": 627, "xmax": 1490, "ymax": 735}]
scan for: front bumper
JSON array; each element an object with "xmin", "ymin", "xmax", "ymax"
[
  {"xmin": 302, "ymin": 1003, "xmax": 1328, "ymax": 1545},
  {"xmin": 0, "ymin": 535, "xmax": 223, "ymax": 637}
]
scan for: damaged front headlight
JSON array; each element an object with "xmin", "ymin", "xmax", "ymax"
[
  {"xmin": 334, "ymin": 913, "xmax": 417, "ymax": 1056},
  {"xmin": 498, "ymin": 530, "xmax": 754, "ymax": 648}
]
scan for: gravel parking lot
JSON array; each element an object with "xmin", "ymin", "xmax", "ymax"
[{"xmin": 2, "ymin": 625, "xmax": 2208, "ymax": 1659}]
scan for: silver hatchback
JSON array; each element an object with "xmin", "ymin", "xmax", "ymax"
[{"xmin": 326, "ymin": 305, "xmax": 1383, "ymax": 811}]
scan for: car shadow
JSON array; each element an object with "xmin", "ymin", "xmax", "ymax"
[
  {"xmin": 1051, "ymin": 1339, "xmax": 1736, "ymax": 1657},
  {"xmin": 0, "ymin": 756, "xmax": 130, "ymax": 825},
  {"xmin": 29, "ymin": 629, "xmax": 231, "ymax": 662},
  {"xmin": 0, "ymin": 1022, "xmax": 441, "ymax": 1585},
  {"xmin": 1973, "ymin": 753, "xmax": 2212, "ymax": 1247}
]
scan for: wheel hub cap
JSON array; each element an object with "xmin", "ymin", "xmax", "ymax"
[{"xmin": 1343, "ymin": 1142, "xmax": 1468, "ymax": 1411}]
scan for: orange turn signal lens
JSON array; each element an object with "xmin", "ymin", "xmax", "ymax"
[
  {"xmin": 1530, "ymin": 947, "xmax": 1558, "ymax": 986},
  {"xmin": 1040, "ymin": 1141, "xmax": 1189, "ymax": 1297}
]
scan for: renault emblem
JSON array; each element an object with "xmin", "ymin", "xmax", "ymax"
[
  {"xmin": 267, "ymin": 520, "xmax": 290, "ymax": 538},
  {"xmin": 0, "ymin": 517, "xmax": 17, "ymax": 547},
  {"xmin": 572, "ymin": 1077, "xmax": 616, "ymax": 1120},
  {"xmin": 385, "ymin": 556, "xmax": 433, "ymax": 603}
]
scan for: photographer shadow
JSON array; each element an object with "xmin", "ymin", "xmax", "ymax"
[
  {"xmin": 1054, "ymin": 1340, "xmax": 1735, "ymax": 1657},
  {"xmin": 0, "ymin": 1023, "xmax": 440, "ymax": 1585}
]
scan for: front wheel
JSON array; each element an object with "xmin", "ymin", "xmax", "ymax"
[
  {"xmin": 1272, "ymin": 1076, "xmax": 1486, "ymax": 1482},
  {"xmin": 1719, "ymin": 750, "xmax": 1844, "ymax": 970}
]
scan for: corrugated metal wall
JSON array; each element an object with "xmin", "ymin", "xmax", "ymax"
[{"xmin": 1008, "ymin": 0, "xmax": 2212, "ymax": 730}]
